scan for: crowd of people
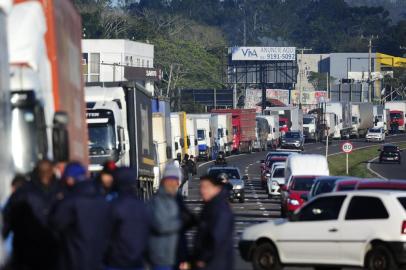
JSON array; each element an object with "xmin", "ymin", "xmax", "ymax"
[{"xmin": 1, "ymin": 159, "xmax": 234, "ymax": 270}]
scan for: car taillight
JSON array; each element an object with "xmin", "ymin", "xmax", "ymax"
[{"xmin": 401, "ymin": 221, "xmax": 406, "ymax": 234}]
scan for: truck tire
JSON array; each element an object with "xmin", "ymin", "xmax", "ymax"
[
  {"xmin": 252, "ymin": 242, "xmax": 282, "ymax": 270},
  {"xmin": 365, "ymin": 244, "xmax": 397, "ymax": 270}
]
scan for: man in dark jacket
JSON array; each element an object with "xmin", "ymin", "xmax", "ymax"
[
  {"xmin": 104, "ymin": 167, "xmax": 150, "ymax": 270},
  {"xmin": 2, "ymin": 159, "xmax": 60, "ymax": 270},
  {"xmin": 49, "ymin": 162, "xmax": 111, "ymax": 270},
  {"xmin": 194, "ymin": 175, "xmax": 234, "ymax": 270}
]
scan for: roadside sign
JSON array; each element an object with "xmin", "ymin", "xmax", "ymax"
[
  {"xmin": 342, "ymin": 142, "xmax": 353, "ymax": 153},
  {"xmin": 341, "ymin": 142, "xmax": 353, "ymax": 175}
]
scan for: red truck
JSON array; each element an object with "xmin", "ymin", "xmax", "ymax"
[
  {"xmin": 385, "ymin": 101, "xmax": 406, "ymax": 132},
  {"xmin": 212, "ymin": 109, "xmax": 256, "ymax": 153}
]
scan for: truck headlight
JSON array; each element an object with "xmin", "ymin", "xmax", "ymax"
[{"xmin": 288, "ymin": 199, "xmax": 300, "ymax": 206}]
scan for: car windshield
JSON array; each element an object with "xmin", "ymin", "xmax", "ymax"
[
  {"xmin": 369, "ymin": 128, "xmax": 381, "ymax": 133},
  {"xmin": 272, "ymin": 168, "xmax": 284, "ymax": 178},
  {"xmin": 383, "ymin": 145, "xmax": 399, "ymax": 152},
  {"xmin": 88, "ymin": 123, "xmax": 116, "ymax": 152},
  {"xmin": 279, "ymin": 121, "xmax": 286, "ymax": 127},
  {"xmin": 208, "ymin": 169, "xmax": 240, "ymax": 179},
  {"xmin": 303, "ymin": 118, "xmax": 315, "ymax": 125},
  {"xmin": 390, "ymin": 112, "xmax": 402, "ymax": 119},
  {"xmin": 285, "ymin": 132, "xmax": 300, "ymax": 139},
  {"xmin": 197, "ymin": 129, "xmax": 205, "ymax": 140},
  {"xmin": 291, "ymin": 177, "xmax": 316, "ymax": 191}
]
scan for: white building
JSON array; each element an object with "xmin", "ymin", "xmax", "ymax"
[{"xmin": 82, "ymin": 39, "xmax": 158, "ymax": 94}]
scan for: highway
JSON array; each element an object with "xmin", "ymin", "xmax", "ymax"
[
  {"xmin": 369, "ymin": 138, "xmax": 406, "ymax": 179},
  {"xmin": 185, "ymin": 134, "xmax": 406, "ymax": 270}
]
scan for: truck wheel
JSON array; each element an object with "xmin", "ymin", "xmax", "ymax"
[
  {"xmin": 365, "ymin": 245, "xmax": 397, "ymax": 270},
  {"xmin": 252, "ymin": 242, "xmax": 282, "ymax": 270}
]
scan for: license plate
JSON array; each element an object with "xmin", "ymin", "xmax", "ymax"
[{"xmin": 386, "ymin": 157, "xmax": 394, "ymax": 160}]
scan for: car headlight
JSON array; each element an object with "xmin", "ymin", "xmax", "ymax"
[
  {"xmin": 288, "ymin": 198, "xmax": 300, "ymax": 206},
  {"xmin": 234, "ymin": 184, "xmax": 243, "ymax": 189}
]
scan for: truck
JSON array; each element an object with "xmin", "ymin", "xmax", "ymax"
[
  {"xmin": 211, "ymin": 113, "xmax": 233, "ymax": 156},
  {"xmin": 325, "ymin": 102, "xmax": 352, "ymax": 139},
  {"xmin": 212, "ymin": 109, "xmax": 256, "ymax": 153},
  {"xmin": 170, "ymin": 112, "xmax": 188, "ymax": 159},
  {"xmin": 152, "ymin": 99, "xmax": 172, "ymax": 188},
  {"xmin": 186, "ymin": 114, "xmax": 198, "ymax": 158},
  {"xmin": 189, "ymin": 114, "xmax": 214, "ymax": 161},
  {"xmin": 253, "ymin": 117, "xmax": 270, "ymax": 151},
  {"xmin": 0, "ymin": 0, "xmax": 13, "ymax": 201},
  {"xmin": 385, "ymin": 101, "xmax": 406, "ymax": 132},
  {"xmin": 257, "ymin": 113, "xmax": 280, "ymax": 149},
  {"xmin": 351, "ymin": 102, "xmax": 374, "ymax": 138},
  {"xmin": 307, "ymin": 104, "xmax": 338, "ymax": 142},
  {"xmin": 264, "ymin": 106, "xmax": 303, "ymax": 135},
  {"xmin": 85, "ymin": 82, "xmax": 155, "ymax": 198},
  {"xmin": 303, "ymin": 114, "xmax": 317, "ymax": 141},
  {"xmin": 7, "ymin": 1, "xmax": 88, "ymax": 178}
]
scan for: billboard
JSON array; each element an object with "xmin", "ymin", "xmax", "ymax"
[{"xmin": 231, "ymin": 47, "xmax": 296, "ymax": 61}]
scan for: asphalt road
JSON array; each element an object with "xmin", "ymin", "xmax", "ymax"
[
  {"xmin": 185, "ymin": 133, "xmax": 406, "ymax": 270},
  {"xmin": 369, "ymin": 139, "xmax": 406, "ymax": 180}
]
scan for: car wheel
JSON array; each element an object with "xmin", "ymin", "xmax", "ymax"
[
  {"xmin": 365, "ymin": 245, "xmax": 398, "ymax": 270},
  {"xmin": 252, "ymin": 242, "xmax": 282, "ymax": 270}
]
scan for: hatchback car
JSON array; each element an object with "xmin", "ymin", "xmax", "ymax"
[
  {"xmin": 280, "ymin": 131, "xmax": 304, "ymax": 151},
  {"xmin": 379, "ymin": 144, "xmax": 402, "ymax": 164},
  {"xmin": 207, "ymin": 166, "xmax": 246, "ymax": 203},
  {"xmin": 366, "ymin": 127, "xmax": 385, "ymax": 142},
  {"xmin": 240, "ymin": 190, "xmax": 406, "ymax": 270},
  {"xmin": 281, "ymin": 175, "xmax": 317, "ymax": 217}
]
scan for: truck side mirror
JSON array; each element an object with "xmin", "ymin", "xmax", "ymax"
[
  {"xmin": 195, "ymin": 139, "xmax": 198, "ymax": 146},
  {"xmin": 179, "ymin": 138, "xmax": 185, "ymax": 148},
  {"xmin": 52, "ymin": 112, "xmax": 69, "ymax": 162},
  {"xmin": 226, "ymin": 130, "xmax": 229, "ymax": 136},
  {"xmin": 273, "ymin": 128, "xmax": 276, "ymax": 133},
  {"xmin": 187, "ymin": 137, "xmax": 191, "ymax": 147},
  {"xmin": 166, "ymin": 146, "xmax": 172, "ymax": 159},
  {"xmin": 359, "ymin": 118, "xmax": 361, "ymax": 123},
  {"xmin": 175, "ymin": 142, "xmax": 179, "ymax": 151},
  {"xmin": 209, "ymin": 132, "xmax": 212, "ymax": 138}
]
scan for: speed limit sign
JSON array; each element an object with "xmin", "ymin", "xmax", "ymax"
[{"xmin": 342, "ymin": 142, "xmax": 353, "ymax": 153}]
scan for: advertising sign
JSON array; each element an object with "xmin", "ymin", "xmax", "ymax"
[{"xmin": 231, "ymin": 47, "xmax": 296, "ymax": 61}]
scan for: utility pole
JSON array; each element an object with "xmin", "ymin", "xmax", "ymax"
[
  {"xmin": 365, "ymin": 35, "xmax": 378, "ymax": 102},
  {"xmin": 297, "ymin": 48, "xmax": 312, "ymax": 106},
  {"xmin": 233, "ymin": 67, "xmax": 237, "ymax": 109}
]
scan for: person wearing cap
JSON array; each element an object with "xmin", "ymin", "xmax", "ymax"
[
  {"xmin": 104, "ymin": 167, "xmax": 150, "ymax": 270},
  {"xmin": 2, "ymin": 159, "xmax": 60, "ymax": 270},
  {"xmin": 193, "ymin": 175, "xmax": 234, "ymax": 270},
  {"xmin": 49, "ymin": 162, "xmax": 111, "ymax": 270},
  {"xmin": 148, "ymin": 163, "xmax": 182, "ymax": 270}
]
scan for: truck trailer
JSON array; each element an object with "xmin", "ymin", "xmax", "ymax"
[
  {"xmin": 385, "ymin": 101, "xmax": 406, "ymax": 132},
  {"xmin": 264, "ymin": 106, "xmax": 303, "ymax": 134},
  {"xmin": 186, "ymin": 114, "xmax": 198, "ymax": 158},
  {"xmin": 257, "ymin": 113, "xmax": 280, "ymax": 149},
  {"xmin": 351, "ymin": 102, "xmax": 374, "ymax": 138},
  {"xmin": 212, "ymin": 109, "xmax": 256, "ymax": 153},
  {"xmin": 325, "ymin": 102, "xmax": 352, "ymax": 139},
  {"xmin": 85, "ymin": 82, "xmax": 155, "ymax": 198},
  {"xmin": 7, "ymin": 0, "xmax": 88, "ymax": 177},
  {"xmin": 253, "ymin": 117, "xmax": 270, "ymax": 151},
  {"xmin": 170, "ymin": 112, "xmax": 188, "ymax": 160}
]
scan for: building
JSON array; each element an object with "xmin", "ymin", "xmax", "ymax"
[{"xmin": 82, "ymin": 39, "xmax": 160, "ymax": 94}]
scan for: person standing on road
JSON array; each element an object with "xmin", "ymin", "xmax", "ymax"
[
  {"xmin": 193, "ymin": 175, "xmax": 234, "ymax": 270},
  {"xmin": 96, "ymin": 160, "xmax": 118, "ymax": 201},
  {"xmin": 2, "ymin": 160, "xmax": 60, "ymax": 270},
  {"xmin": 49, "ymin": 162, "xmax": 111, "ymax": 270},
  {"xmin": 104, "ymin": 167, "xmax": 150, "ymax": 270},
  {"xmin": 180, "ymin": 154, "xmax": 190, "ymax": 198},
  {"xmin": 148, "ymin": 163, "xmax": 182, "ymax": 270}
]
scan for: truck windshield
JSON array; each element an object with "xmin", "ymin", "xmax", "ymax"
[
  {"xmin": 197, "ymin": 129, "xmax": 205, "ymax": 140},
  {"xmin": 88, "ymin": 124, "xmax": 116, "ymax": 153},
  {"xmin": 303, "ymin": 118, "xmax": 315, "ymax": 125},
  {"xmin": 218, "ymin": 128, "xmax": 223, "ymax": 139},
  {"xmin": 11, "ymin": 108, "xmax": 38, "ymax": 174},
  {"xmin": 390, "ymin": 112, "xmax": 402, "ymax": 119},
  {"xmin": 352, "ymin": 116, "xmax": 358, "ymax": 124}
]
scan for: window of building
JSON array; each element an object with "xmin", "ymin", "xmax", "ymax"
[
  {"xmin": 137, "ymin": 58, "xmax": 140, "ymax": 67},
  {"xmin": 82, "ymin": 53, "xmax": 89, "ymax": 82},
  {"xmin": 147, "ymin": 60, "xmax": 150, "ymax": 67},
  {"xmin": 89, "ymin": 53, "xmax": 100, "ymax": 82},
  {"xmin": 296, "ymin": 196, "xmax": 346, "ymax": 222},
  {"xmin": 345, "ymin": 196, "xmax": 389, "ymax": 220},
  {"xmin": 142, "ymin": 59, "xmax": 145, "ymax": 67}
]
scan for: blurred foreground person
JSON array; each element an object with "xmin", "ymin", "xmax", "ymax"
[
  {"xmin": 148, "ymin": 163, "xmax": 182, "ymax": 270},
  {"xmin": 193, "ymin": 175, "xmax": 234, "ymax": 270},
  {"xmin": 10, "ymin": 175, "xmax": 27, "ymax": 194},
  {"xmin": 104, "ymin": 167, "xmax": 150, "ymax": 270},
  {"xmin": 2, "ymin": 160, "xmax": 59, "ymax": 270},
  {"xmin": 50, "ymin": 162, "xmax": 111, "ymax": 270},
  {"xmin": 96, "ymin": 160, "xmax": 118, "ymax": 201}
]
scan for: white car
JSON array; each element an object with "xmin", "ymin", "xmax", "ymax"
[
  {"xmin": 267, "ymin": 164, "xmax": 285, "ymax": 198},
  {"xmin": 239, "ymin": 190, "xmax": 406, "ymax": 270},
  {"xmin": 366, "ymin": 127, "xmax": 385, "ymax": 142}
]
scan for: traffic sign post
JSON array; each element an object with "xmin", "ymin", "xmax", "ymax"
[{"xmin": 341, "ymin": 142, "xmax": 353, "ymax": 175}]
